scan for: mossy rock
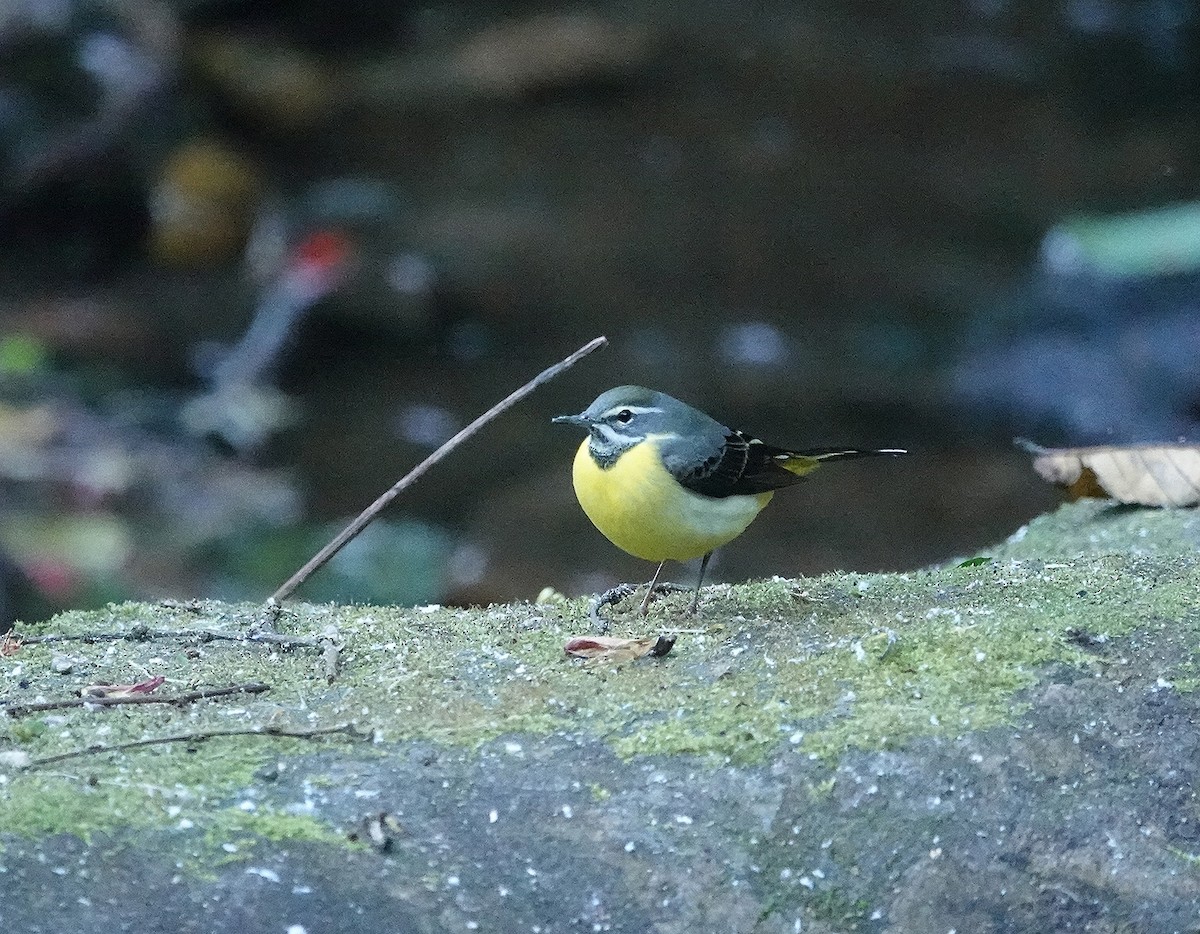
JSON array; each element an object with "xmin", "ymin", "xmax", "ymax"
[{"xmin": 2, "ymin": 501, "xmax": 1199, "ymax": 932}]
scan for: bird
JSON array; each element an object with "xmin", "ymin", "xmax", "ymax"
[{"xmin": 553, "ymin": 385, "xmax": 906, "ymax": 616}]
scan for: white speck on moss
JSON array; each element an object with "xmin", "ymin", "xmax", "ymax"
[{"xmin": 0, "ymin": 751, "xmax": 31, "ymax": 770}]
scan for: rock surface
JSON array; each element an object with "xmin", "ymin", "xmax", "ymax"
[{"xmin": 2, "ymin": 500, "xmax": 1200, "ymax": 933}]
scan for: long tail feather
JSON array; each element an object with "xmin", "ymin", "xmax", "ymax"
[{"xmin": 775, "ymin": 447, "xmax": 907, "ymax": 478}]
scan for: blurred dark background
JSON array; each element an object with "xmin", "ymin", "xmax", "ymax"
[{"xmin": 1, "ymin": 0, "xmax": 1198, "ymax": 624}]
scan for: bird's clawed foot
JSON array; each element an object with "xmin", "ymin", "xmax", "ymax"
[
  {"xmin": 588, "ymin": 582, "xmax": 692, "ymax": 628},
  {"xmin": 588, "ymin": 583, "xmax": 637, "ymax": 628}
]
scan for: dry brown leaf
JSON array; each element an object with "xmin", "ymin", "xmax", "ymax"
[
  {"xmin": 81, "ymin": 675, "xmax": 166, "ymax": 699},
  {"xmin": 564, "ymin": 634, "xmax": 676, "ymax": 663},
  {"xmin": 1018, "ymin": 439, "xmax": 1200, "ymax": 506}
]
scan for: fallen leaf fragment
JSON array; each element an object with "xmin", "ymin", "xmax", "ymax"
[
  {"xmin": 1017, "ymin": 439, "xmax": 1200, "ymax": 506},
  {"xmin": 348, "ymin": 812, "xmax": 404, "ymax": 852},
  {"xmin": 81, "ymin": 675, "xmax": 167, "ymax": 699},
  {"xmin": 564, "ymin": 634, "xmax": 676, "ymax": 663}
]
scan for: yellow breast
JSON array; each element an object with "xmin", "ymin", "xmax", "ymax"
[{"xmin": 571, "ymin": 437, "xmax": 772, "ymax": 562}]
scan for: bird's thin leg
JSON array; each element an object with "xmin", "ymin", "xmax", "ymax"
[
  {"xmin": 689, "ymin": 552, "xmax": 713, "ymax": 615},
  {"xmin": 639, "ymin": 560, "xmax": 667, "ymax": 616}
]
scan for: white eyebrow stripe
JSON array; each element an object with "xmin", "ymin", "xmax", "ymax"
[{"xmin": 600, "ymin": 405, "xmax": 662, "ymax": 417}]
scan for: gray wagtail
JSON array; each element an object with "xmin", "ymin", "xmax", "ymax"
[{"xmin": 553, "ymin": 385, "xmax": 906, "ymax": 615}]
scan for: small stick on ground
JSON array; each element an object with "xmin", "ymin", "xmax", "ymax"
[
  {"xmin": 25, "ymin": 723, "xmax": 363, "ymax": 769},
  {"xmin": 3, "ymin": 682, "xmax": 271, "ymax": 717},
  {"xmin": 19, "ymin": 629, "xmax": 319, "ymax": 649},
  {"xmin": 269, "ymin": 335, "xmax": 607, "ymax": 604},
  {"xmin": 319, "ymin": 636, "xmax": 340, "ymax": 684}
]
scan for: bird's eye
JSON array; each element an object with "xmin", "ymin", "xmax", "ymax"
[{"xmin": 615, "ymin": 409, "xmax": 633, "ymax": 423}]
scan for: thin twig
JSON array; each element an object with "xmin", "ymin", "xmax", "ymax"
[
  {"xmin": 3, "ymin": 682, "xmax": 270, "ymax": 717},
  {"xmin": 270, "ymin": 335, "xmax": 608, "ymax": 603},
  {"xmin": 19, "ymin": 629, "xmax": 319, "ymax": 649},
  {"xmin": 320, "ymin": 637, "xmax": 341, "ymax": 685},
  {"xmin": 231, "ymin": 629, "xmax": 317, "ymax": 649},
  {"xmin": 25, "ymin": 723, "xmax": 363, "ymax": 768}
]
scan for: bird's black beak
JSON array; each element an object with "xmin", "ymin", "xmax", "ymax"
[{"xmin": 552, "ymin": 413, "xmax": 591, "ymax": 427}]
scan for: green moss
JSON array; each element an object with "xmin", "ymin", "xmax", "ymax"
[
  {"xmin": 1162, "ymin": 612, "xmax": 1200, "ymax": 692},
  {"xmin": 611, "ymin": 702, "xmax": 781, "ymax": 762},
  {"xmin": 8, "ymin": 719, "xmax": 46, "ymax": 743},
  {"xmin": 1167, "ymin": 845, "xmax": 1200, "ymax": 866},
  {"xmin": 757, "ymin": 875, "xmax": 872, "ymax": 930},
  {"xmin": 0, "ymin": 739, "xmax": 271, "ymax": 841},
  {"xmin": 588, "ymin": 783, "xmax": 611, "ymax": 801},
  {"xmin": 243, "ymin": 808, "xmax": 352, "ymax": 844},
  {"xmin": 3, "ymin": 504, "xmax": 1199, "ymax": 853},
  {"xmin": 0, "ymin": 600, "xmax": 364, "ymax": 855},
  {"xmin": 1014, "ymin": 500, "xmax": 1200, "ymax": 553},
  {"xmin": 1168, "ymin": 654, "xmax": 1200, "ymax": 693},
  {"xmin": 806, "ymin": 776, "xmax": 838, "ymax": 800},
  {"xmin": 0, "ymin": 781, "xmax": 129, "ymax": 843},
  {"xmin": 804, "ymin": 887, "xmax": 873, "ymax": 926},
  {"xmin": 203, "ymin": 805, "xmax": 351, "ymax": 854}
]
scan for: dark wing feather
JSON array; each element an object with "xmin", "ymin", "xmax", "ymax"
[
  {"xmin": 672, "ymin": 429, "xmax": 802, "ymax": 498},
  {"xmin": 670, "ymin": 433, "xmax": 907, "ymax": 499}
]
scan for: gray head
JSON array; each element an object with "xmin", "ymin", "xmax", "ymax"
[{"xmin": 553, "ymin": 385, "xmax": 724, "ymax": 466}]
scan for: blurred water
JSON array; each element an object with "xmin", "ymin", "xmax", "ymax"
[{"xmin": 2, "ymin": 0, "xmax": 1199, "ymax": 615}]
